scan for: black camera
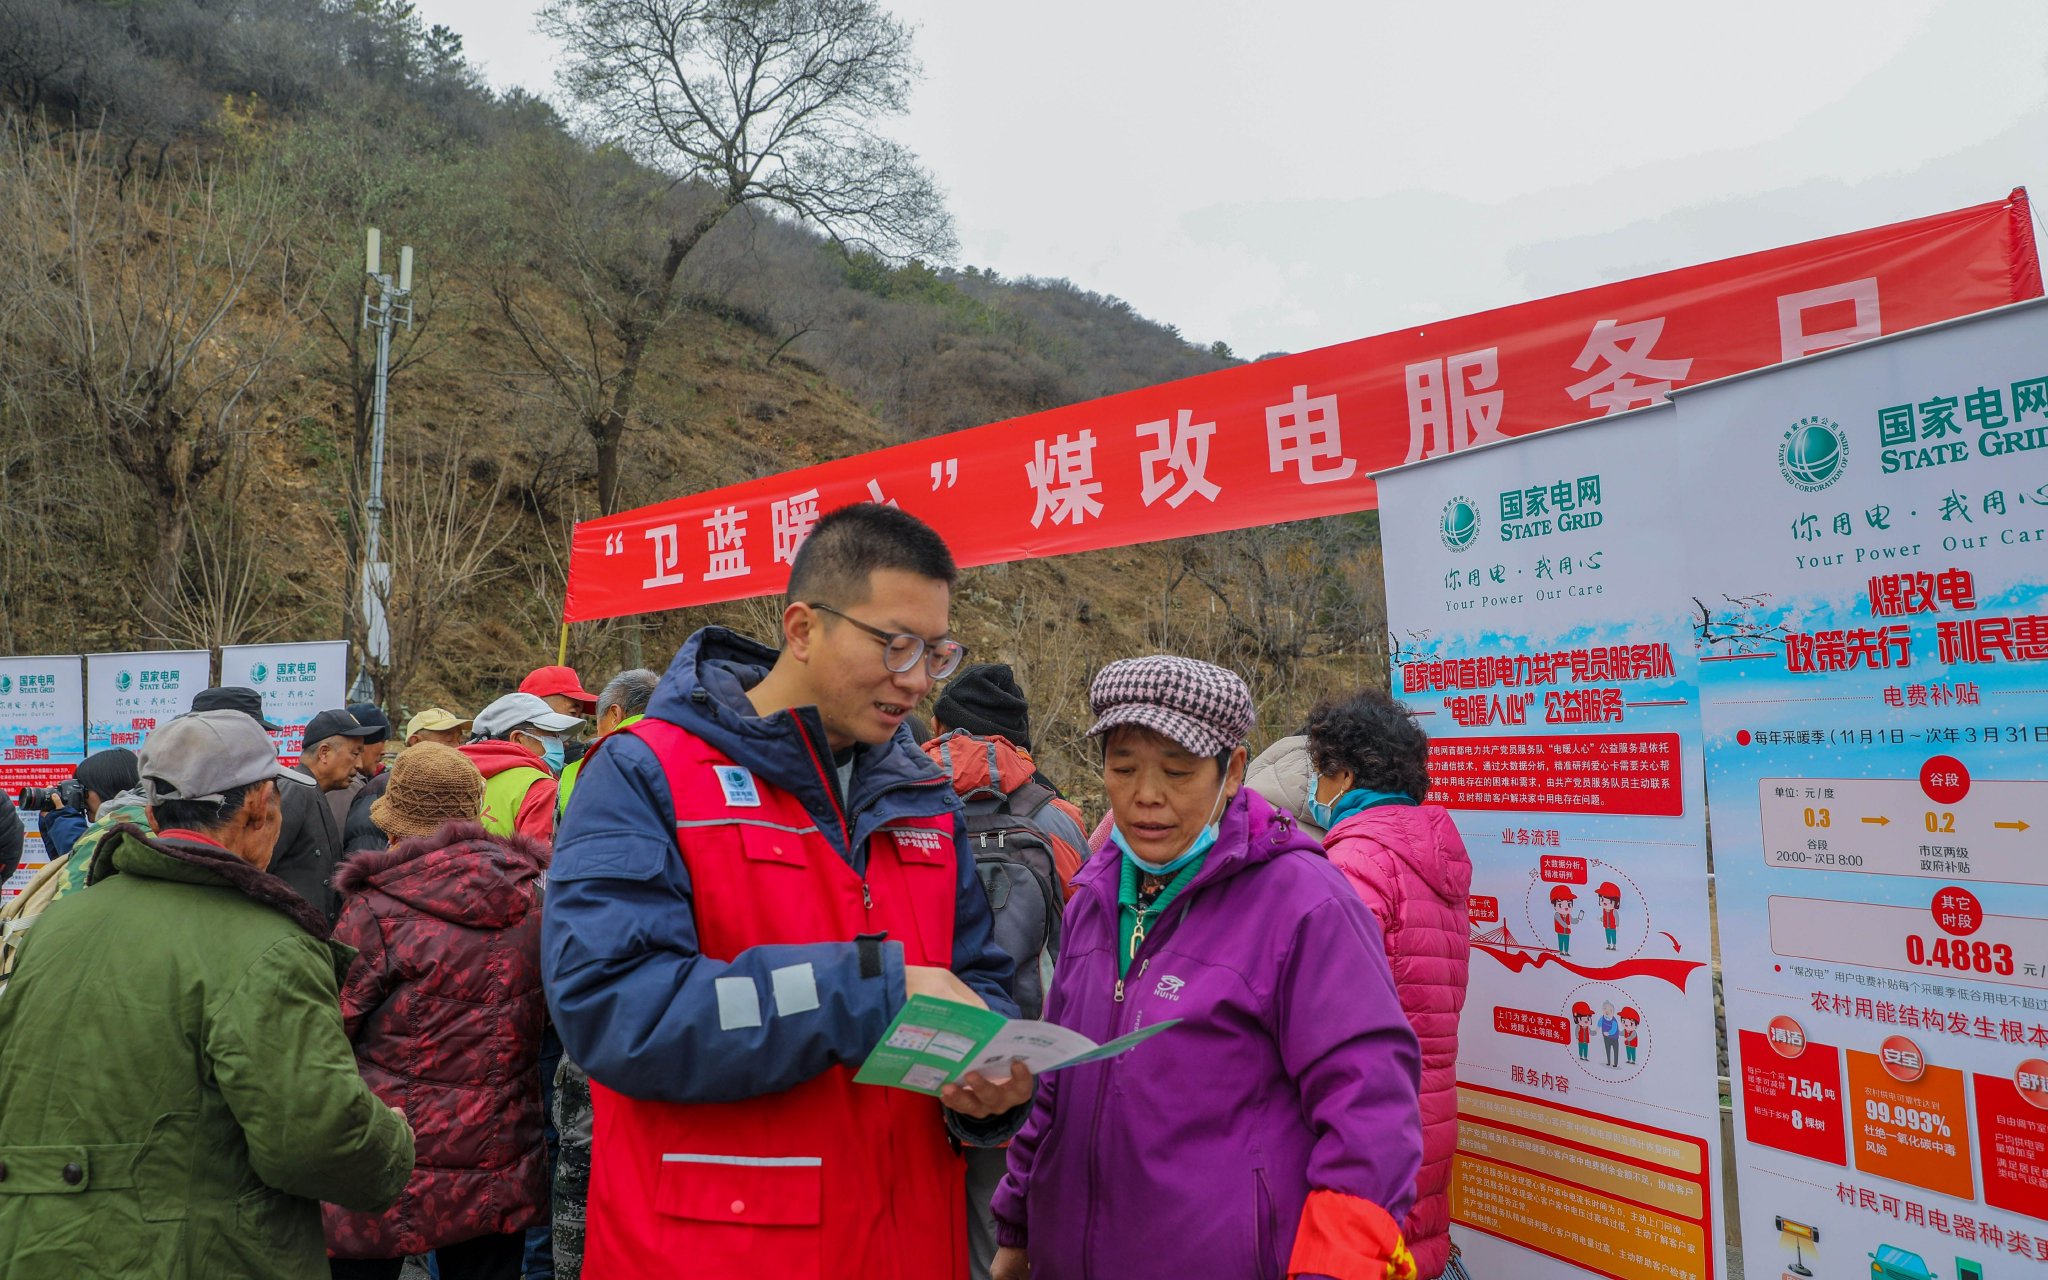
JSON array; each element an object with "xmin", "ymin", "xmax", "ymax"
[{"xmin": 17, "ymin": 778, "xmax": 85, "ymax": 812}]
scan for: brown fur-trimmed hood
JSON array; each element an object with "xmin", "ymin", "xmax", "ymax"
[{"xmin": 94, "ymin": 822, "xmax": 332, "ymax": 940}]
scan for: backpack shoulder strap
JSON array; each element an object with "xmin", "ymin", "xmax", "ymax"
[{"xmin": 1006, "ymin": 776, "xmax": 1056, "ymax": 815}]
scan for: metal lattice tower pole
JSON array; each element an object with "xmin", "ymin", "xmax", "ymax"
[{"xmin": 349, "ymin": 229, "xmax": 414, "ymax": 705}]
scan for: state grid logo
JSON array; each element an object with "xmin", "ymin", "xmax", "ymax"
[
  {"xmin": 0, "ymin": 675, "xmax": 11, "ymax": 695},
  {"xmin": 250, "ymin": 663, "xmax": 270, "ymax": 684},
  {"xmin": 115, "ymin": 670, "xmax": 133, "ymax": 692},
  {"xmin": 1439, "ymin": 495, "xmax": 1480, "ymax": 553},
  {"xmin": 1778, "ymin": 415, "xmax": 1848, "ymax": 492}
]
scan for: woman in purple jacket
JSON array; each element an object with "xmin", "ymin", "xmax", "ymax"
[{"xmin": 991, "ymin": 655, "xmax": 1423, "ymax": 1280}]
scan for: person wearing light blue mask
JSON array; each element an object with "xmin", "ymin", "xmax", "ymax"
[
  {"xmin": 461, "ymin": 691, "xmax": 583, "ymax": 842},
  {"xmin": 531, "ymin": 732, "xmax": 567, "ymax": 777},
  {"xmin": 991, "ymin": 655, "xmax": 1423, "ymax": 1280}
]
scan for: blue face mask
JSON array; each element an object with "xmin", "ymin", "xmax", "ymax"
[
  {"xmin": 531, "ymin": 733, "xmax": 566, "ymax": 776},
  {"xmin": 1308, "ymin": 778, "xmax": 1418, "ymax": 829},
  {"xmin": 1113, "ymin": 781, "xmax": 1228, "ymax": 878}
]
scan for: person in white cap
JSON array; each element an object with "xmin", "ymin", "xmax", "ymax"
[
  {"xmin": 0, "ymin": 710, "xmax": 415, "ymax": 1276},
  {"xmin": 461, "ymin": 692, "xmax": 583, "ymax": 842}
]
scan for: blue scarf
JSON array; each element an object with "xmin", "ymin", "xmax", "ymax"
[{"xmin": 1321, "ymin": 788, "xmax": 1418, "ymax": 828}]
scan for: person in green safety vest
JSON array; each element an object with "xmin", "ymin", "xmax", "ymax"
[
  {"xmin": 557, "ymin": 668, "xmax": 659, "ymax": 820},
  {"xmin": 460, "ymin": 693, "xmax": 582, "ymax": 842}
]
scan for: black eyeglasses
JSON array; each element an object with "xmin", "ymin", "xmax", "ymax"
[{"xmin": 808, "ymin": 603, "xmax": 968, "ymax": 678}]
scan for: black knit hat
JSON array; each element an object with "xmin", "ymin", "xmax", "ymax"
[
  {"xmin": 75, "ymin": 748, "xmax": 141, "ymax": 804},
  {"xmin": 934, "ymin": 663, "xmax": 1031, "ymax": 750}
]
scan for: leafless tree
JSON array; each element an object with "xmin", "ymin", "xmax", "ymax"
[
  {"xmin": 360, "ymin": 437, "xmax": 519, "ymax": 710},
  {"xmin": 6, "ymin": 127, "xmax": 306, "ymax": 642},
  {"xmin": 138, "ymin": 481, "xmax": 306, "ymax": 653},
  {"xmin": 532, "ymin": 0, "xmax": 955, "ymax": 512}
]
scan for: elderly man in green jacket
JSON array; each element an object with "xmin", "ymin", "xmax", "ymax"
[{"xmin": 0, "ymin": 710, "xmax": 415, "ymax": 1278}]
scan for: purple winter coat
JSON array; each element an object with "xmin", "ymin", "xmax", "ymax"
[
  {"xmin": 1324, "ymin": 803, "xmax": 1473, "ymax": 1280},
  {"xmin": 992, "ymin": 787, "xmax": 1422, "ymax": 1280}
]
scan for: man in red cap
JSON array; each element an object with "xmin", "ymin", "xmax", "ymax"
[{"xmin": 521, "ymin": 666, "xmax": 598, "ymax": 718}]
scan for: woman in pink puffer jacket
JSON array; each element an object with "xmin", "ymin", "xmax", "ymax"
[{"xmin": 1304, "ymin": 691, "xmax": 1473, "ymax": 1280}]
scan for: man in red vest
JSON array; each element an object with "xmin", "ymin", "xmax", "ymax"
[{"xmin": 543, "ymin": 503, "xmax": 1033, "ymax": 1280}]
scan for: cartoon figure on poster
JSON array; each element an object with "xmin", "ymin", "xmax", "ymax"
[
  {"xmin": 1597, "ymin": 881, "xmax": 1622, "ymax": 951},
  {"xmin": 1597, "ymin": 1001, "xmax": 1622, "ymax": 1067},
  {"xmin": 1551, "ymin": 884, "xmax": 1578, "ymax": 953},
  {"xmin": 1518, "ymin": 862, "xmax": 1652, "ymax": 963},
  {"xmin": 1563, "ymin": 983, "xmax": 1651, "ymax": 1083}
]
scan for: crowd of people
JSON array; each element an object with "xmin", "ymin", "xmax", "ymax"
[{"xmin": 0, "ymin": 503, "xmax": 1475, "ymax": 1280}]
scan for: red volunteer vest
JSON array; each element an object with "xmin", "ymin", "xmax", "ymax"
[{"xmin": 582, "ymin": 718, "xmax": 967, "ymax": 1280}]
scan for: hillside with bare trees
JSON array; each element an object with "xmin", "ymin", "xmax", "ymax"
[{"xmin": 0, "ymin": 0, "xmax": 1387, "ymax": 804}]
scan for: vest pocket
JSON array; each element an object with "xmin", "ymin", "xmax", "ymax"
[
  {"xmin": 885, "ymin": 831, "xmax": 959, "ymax": 966},
  {"xmin": 736, "ymin": 823, "xmax": 813, "ymax": 869},
  {"xmin": 656, "ymin": 1153, "xmax": 823, "ymax": 1279}
]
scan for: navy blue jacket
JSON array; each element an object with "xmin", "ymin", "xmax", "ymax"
[
  {"xmin": 543, "ymin": 628, "xmax": 1020, "ymax": 1110},
  {"xmin": 37, "ymin": 806, "xmax": 87, "ymax": 863}
]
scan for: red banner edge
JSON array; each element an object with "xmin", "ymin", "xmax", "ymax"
[
  {"xmin": 564, "ymin": 190, "xmax": 2042, "ymax": 624},
  {"xmin": 2008, "ymin": 186, "xmax": 2043, "ymax": 303}
]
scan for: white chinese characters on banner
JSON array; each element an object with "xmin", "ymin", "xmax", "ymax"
[
  {"xmin": 1778, "ymin": 277, "xmax": 1882, "ymax": 361},
  {"xmin": 643, "ymin": 523, "xmax": 687, "ymax": 589},
  {"xmin": 1266, "ymin": 384, "xmax": 1355, "ymax": 484},
  {"xmin": 702, "ymin": 506, "xmax": 748, "ymax": 582},
  {"xmin": 1566, "ymin": 317, "xmax": 1694, "ymax": 415},
  {"xmin": 1027, "ymin": 431, "xmax": 1105, "ymax": 527},
  {"xmin": 1404, "ymin": 350, "xmax": 1505, "ymax": 464},
  {"xmin": 773, "ymin": 488, "xmax": 822, "ymax": 566},
  {"xmin": 1137, "ymin": 409, "xmax": 1221, "ymax": 509}
]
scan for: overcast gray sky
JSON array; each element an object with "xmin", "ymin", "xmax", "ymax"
[{"xmin": 415, "ymin": 0, "xmax": 2048, "ymax": 358}]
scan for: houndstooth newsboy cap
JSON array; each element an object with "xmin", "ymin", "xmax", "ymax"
[{"xmin": 1086, "ymin": 655, "xmax": 1256, "ymax": 757}]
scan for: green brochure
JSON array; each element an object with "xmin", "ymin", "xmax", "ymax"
[{"xmin": 854, "ymin": 995, "xmax": 1180, "ymax": 1096}]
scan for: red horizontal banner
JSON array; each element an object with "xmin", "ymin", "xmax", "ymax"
[{"xmin": 566, "ymin": 191, "xmax": 2040, "ymax": 621}]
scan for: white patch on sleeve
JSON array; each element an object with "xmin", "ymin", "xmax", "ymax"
[
  {"xmin": 715, "ymin": 976, "xmax": 763, "ymax": 1030},
  {"xmin": 771, "ymin": 962, "xmax": 820, "ymax": 1016}
]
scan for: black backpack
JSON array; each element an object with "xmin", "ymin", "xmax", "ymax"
[{"xmin": 924, "ymin": 732, "xmax": 1075, "ymax": 1020}]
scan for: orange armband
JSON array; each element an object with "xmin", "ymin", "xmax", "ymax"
[{"xmin": 1287, "ymin": 1188, "xmax": 1418, "ymax": 1280}]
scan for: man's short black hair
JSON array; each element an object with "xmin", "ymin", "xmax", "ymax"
[
  {"xmin": 150, "ymin": 782, "xmax": 258, "ymax": 833},
  {"xmin": 785, "ymin": 503, "xmax": 957, "ymax": 610}
]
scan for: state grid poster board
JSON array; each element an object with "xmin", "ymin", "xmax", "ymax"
[
  {"xmin": 0, "ymin": 655, "xmax": 85, "ymax": 899},
  {"xmin": 218, "ymin": 641, "xmax": 348, "ymax": 766},
  {"xmin": 1675, "ymin": 299, "xmax": 2048, "ymax": 1278},
  {"xmin": 86, "ymin": 650, "xmax": 208, "ymax": 754},
  {"xmin": 1375, "ymin": 404, "xmax": 1725, "ymax": 1280}
]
